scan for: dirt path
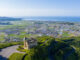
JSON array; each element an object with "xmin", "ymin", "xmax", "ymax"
[{"xmin": 0, "ymin": 45, "xmax": 24, "ymax": 60}]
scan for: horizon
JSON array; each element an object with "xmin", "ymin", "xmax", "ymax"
[{"xmin": 0, "ymin": 0, "xmax": 80, "ymax": 17}]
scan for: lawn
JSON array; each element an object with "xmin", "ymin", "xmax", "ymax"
[{"xmin": 8, "ymin": 53, "xmax": 24, "ymax": 60}]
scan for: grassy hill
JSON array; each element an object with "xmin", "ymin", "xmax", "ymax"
[{"xmin": 9, "ymin": 36, "xmax": 80, "ymax": 60}]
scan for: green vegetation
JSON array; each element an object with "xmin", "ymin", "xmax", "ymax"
[
  {"xmin": 0, "ymin": 42, "xmax": 23, "ymax": 49},
  {"xmin": 24, "ymin": 36, "xmax": 77, "ymax": 60},
  {"xmin": 62, "ymin": 31, "xmax": 70, "ymax": 37},
  {"xmin": 17, "ymin": 45, "xmax": 26, "ymax": 52},
  {"xmin": 6, "ymin": 36, "xmax": 80, "ymax": 60},
  {"xmin": 58, "ymin": 36, "xmax": 80, "ymax": 60},
  {"xmin": 8, "ymin": 53, "xmax": 24, "ymax": 60},
  {"xmin": 1, "ymin": 20, "xmax": 80, "ymax": 60}
]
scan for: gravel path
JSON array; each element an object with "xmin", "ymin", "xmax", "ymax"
[{"xmin": 0, "ymin": 45, "xmax": 24, "ymax": 60}]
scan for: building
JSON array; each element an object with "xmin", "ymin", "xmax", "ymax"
[{"xmin": 23, "ymin": 37, "xmax": 37, "ymax": 49}]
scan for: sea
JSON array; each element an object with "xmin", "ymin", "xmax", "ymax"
[{"xmin": 23, "ymin": 16, "xmax": 80, "ymax": 22}]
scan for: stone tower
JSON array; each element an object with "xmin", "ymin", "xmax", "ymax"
[
  {"xmin": 23, "ymin": 37, "xmax": 37, "ymax": 50},
  {"xmin": 23, "ymin": 37, "xmax": 29, "ymax": 49}
]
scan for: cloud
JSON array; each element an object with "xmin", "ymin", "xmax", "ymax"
[{"xmin": 0, "ymin": 8, "xmax": 80, "ymax": 17}]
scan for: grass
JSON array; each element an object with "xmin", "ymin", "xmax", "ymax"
[
  {"xmin": 0, "ymin": 42, "xmax": 23, "ymax": 49},
  {"xmin": 66, "ymin": 53, "xmax": 78, "ymax": 60},
  {"xmin": 24, "ymin": 55, "xmax": 31, "ymax": 60},
  {"xmin": 17, "ymin": 45, "xmax": 27, "ymax": 52},
  {"xmin": 8, "ymin": 53, "xmax": 24, "ymax": 60},
  {"xmin": 62, "ymin": 31, "xmax": 70, "ymax": 37}
]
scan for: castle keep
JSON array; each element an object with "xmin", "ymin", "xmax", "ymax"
[{"xmin": 23, "ymin": 37, "xmax": 37, "ymax": 49}]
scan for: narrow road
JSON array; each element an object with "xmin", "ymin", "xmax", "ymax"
[{"xmin": 0, "ymin": 45, "xmax": 24, "ymax": 60}]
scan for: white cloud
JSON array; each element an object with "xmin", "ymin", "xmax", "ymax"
[{"xmin": 0, "ymin": 8, "xmax": 80, "ymax": 17}]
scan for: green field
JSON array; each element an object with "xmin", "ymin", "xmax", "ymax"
[{"xmin": 8, "ymin": 53, "xmax": 24, "ymax": 60}]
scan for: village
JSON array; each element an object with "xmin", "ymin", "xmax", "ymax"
[{"xmin": 0, "ymin": 21, "xmax": 80, "ymax": 43}]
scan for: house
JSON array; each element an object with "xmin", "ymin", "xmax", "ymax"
[{"xmin": 23, "ymin": 37, "xmax": 37, "ymax": 49}]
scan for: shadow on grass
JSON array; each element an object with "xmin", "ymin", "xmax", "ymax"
[
  {"xmin": 0, "ymin": 49, "xmax": 2, "ymax": 52},
  {"xmin": 0, "ymin": 55, "xmax": 8, "ymax": 60}
]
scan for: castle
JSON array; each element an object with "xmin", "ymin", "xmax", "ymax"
[{"xmin": 23, "ymin": 37, "xmax": 37, "ymax": 49}]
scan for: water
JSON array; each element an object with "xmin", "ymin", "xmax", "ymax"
[{"xmin": 23, "ymin": 16, "xmax": 80, "ymax": 22}]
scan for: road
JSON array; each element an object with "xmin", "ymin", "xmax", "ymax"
[{"xmin": 0, "ymin": 45, "xmax": 24, "ymax": 60}]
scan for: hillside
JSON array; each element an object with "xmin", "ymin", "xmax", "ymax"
[
  {"xmin": 8, "ymin": 36, "xmax": 79, "ymax": 60},
  {"xmin": 23, "ymin": 36, "xmax": 77, "ymax": 60}
]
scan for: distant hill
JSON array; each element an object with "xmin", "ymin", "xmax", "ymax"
[{"xmin": 0, "ymin": 17, "xmax": 22, "ymax": 21}]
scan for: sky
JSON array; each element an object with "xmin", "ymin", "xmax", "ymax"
[{"xmin": 0, "ymin": 0, "xmax": 80, "ymax": 17}]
